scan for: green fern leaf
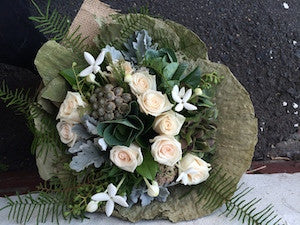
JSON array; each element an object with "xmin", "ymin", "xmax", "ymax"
[
  {"xmin": 29, "ymin": 0, "xmax": 89, "ymax": 53},
  {"xmin": 1, "ymin": 192, "xmax": 67, "ymax": 225}
]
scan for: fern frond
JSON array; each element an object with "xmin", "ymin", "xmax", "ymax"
[
  {"xmin": 2, "ymin": 192, "xmax": 66, "ymax": 225},
  {"xmin": 0, "ymin": 81, "xmax": 64, "ymax": 160},
  {"xmin": 29, "ymin": 0, "xmax": 89, "ymax": 53},
  {"xmin": 223, "ymin": 184, "xmax": 283, "ymax": 225},
  {"xmin": 29, "ymin": 0, "xmax": 70, "ymax": 41},
  {"xmin": 196, "ymin": 169, "xmax": 283, "ymax": 225},
  {"xmin": 0, "ymin": 81, "xmax": 33, "ymax": 116}
]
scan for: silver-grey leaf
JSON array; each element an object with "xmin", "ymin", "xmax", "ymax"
[{"xmin": 69, "ymin": 140, "xmax": 105, "ymax": 172}]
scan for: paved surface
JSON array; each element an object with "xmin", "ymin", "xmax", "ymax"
[{"xmin": 0, "ymin": 173, "xmax": 299, "ymax": 225}]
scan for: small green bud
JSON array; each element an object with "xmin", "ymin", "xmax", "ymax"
[{"xmin": 72, "ymin": 62, "xmax": 77, "ymax": 67}]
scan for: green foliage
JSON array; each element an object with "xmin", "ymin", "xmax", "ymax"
[
  {"xmin": 0, "ymin": 192, "xmax": 66, "ymax": 225},
  {"xmin": 136, "ymin": 150, "xmax": 158, "ymax": 180},
  {"xmin": 181, "ymin": 66, "xmax": 202, "ymax": 89},
  {"xmin": 194, "ymin": 169, "xmax": 282, "ymax": 225},
  {"xmin": 29, "ymin": 0, "xmax": 89, "ymax": 53},
  {"xmin": 200, "ymin": 72, "xmax": 223, "ymax": 90},
  {"xmin": 98, "ymin": 115, "xmax": 144, "ymax": 147},
  {"xmin": 0, "ymin": 81, "xmax": 63, "ymax": 160}
]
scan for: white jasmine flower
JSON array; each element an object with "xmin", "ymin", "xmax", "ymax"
[
  {"xmin": 171, "ymin": 85, "xmax": 197, "ymax": 112},
  {"xmin": 79, "ymin": 51, "xmax": 106, "ymax": 77},
  {"xmin": 91, "ymin": 183, "xmax": 128, "ymax": 217}
]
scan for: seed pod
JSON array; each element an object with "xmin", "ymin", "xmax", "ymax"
[
  {"xmin": 104, "ymin": 113, "xmax": 114, "ymax": 121},
  {"xmin": 106, "ymin": 102, "xmax": 116, "ymax": 112},
  {"xmin": 92, "ymin": 103, "xmax": 98, "ymax": 110},
  {"xmin": 115, "ymin": 97, "xmax": 123, "ymax": 106},
  {"xmin": 99, "ymin": 116, "xmax": 104, "ymax": 122},
  {"xmin": 98, "ymin": 108, "xmax": 105, "ymax": 116},
  {"xmin": 98, "ymin": 92, "xmax": 104, "ymax": 98},
  {"xmin": 90, "ymin": 94, "xmax": 97, "ymax": 103},
  {"xmin": 92, "ymin": 111, "xmax": 98, "ymax": 119},
  {"xmin": 105, "ymin": 91, "xmax": 115, "ymax": 101},
  {"xmin": 104, "ymin": 84, "xmax": 114, "ymax": 92},
  {"xmin": 122, "ymin": 93, "xmax": 132, "ymax": 103},
  {"xmin": 119, "ymin": 103, "xmax": 129, "ymax": 114},
  {"xmin": 113, "ymin": 87, "xmax": 124, "ymax": 96},
  {"xmin": 98, "ymin": 98, "xmax": 106, "ymax": 105},
  {"xmin": 114, "ymin": 112, "xmax": 122, "ymax": 119}
]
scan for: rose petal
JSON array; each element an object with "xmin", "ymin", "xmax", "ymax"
[
  {"xmin": 107, "ymin": 184, "xmax": 117, "ymax": 196},
  {"xmin": 175, "ymin": 103, "xmax": 184, "ymax": 112},
  {"xmin": 79, "ymin": 65, "xmax": 93, "ymax": 77},
  {"xmin": 105, "ymin": 199, "xmax": 114, "ymax": 217},
  {"xmin": 84, "ymin": 52, "xmax": 95, "ymax": 65},
  {"xmin": 182, "ymin": 89, "xmax": 192, "ymax": 102},
  {"xmin": 95, "ymin": 49, "xmax": 106, "ymax": 65},
  {"xmin": 172, "ymin": 85, "xmax": 181, "ymax": 103},
  {"xmin": 184, "ymin": 102, "xmax": 197, "ymax": 111},
  {"xmin": 112, "ymin": 196, "xmax": 129, "ymax": 207},
  {"xmin": 91, "ymin": 192, "xmax": 110, "ymax": 202}
]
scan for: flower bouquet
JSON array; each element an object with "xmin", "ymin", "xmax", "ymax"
[{"xmin": 0, "ymin": 1, "xmax": 273, "ymax": 224}]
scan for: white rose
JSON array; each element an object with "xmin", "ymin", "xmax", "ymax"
[
  {"xmin": 129, "ymin": 69, "xmax": 156, "ymax": 96},
  {"xmin": 153, "ymin": 110, "xmax": 185, "ymax": 136},
  {"xmin": 177, "ymin": 153, "xmax": 211, "ymax": 185},
  {"xmin": 56, "ymin": 121, "xmax": 77, "ymax": 147},
  {"xmin": 56, "ymin": 92, "xmax": 86, "ymax": 123},
  {"xmin": 137, "ymin": 90, "xmax": 173, "ymax": 117},
  {"xmin": 110, "ymin": 144, "xmax": 143, "ymax": 172},
  {"xmin": 150, "ymin": 135, "xmax": 182, "ymax": 166}
]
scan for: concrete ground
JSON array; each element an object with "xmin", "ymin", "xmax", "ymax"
[{"xmin": 0, "ymin": 173, "xmax": 299, "ymax": 225}]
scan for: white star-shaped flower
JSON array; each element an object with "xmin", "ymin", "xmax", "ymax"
[
  {"xmin": 176, "ymin": 168, "xmax": 198, "ymax": 185},
  {"xmin": 79, "ymin": 50, "xmax": 106, "ymax": 77},
  {"xmin": 171, "ymin": 85, "xmax": 197, "ymax": 112},
  {"xmin": 91, "ymin": 183, "xmax": 128, "ymax": 217}
]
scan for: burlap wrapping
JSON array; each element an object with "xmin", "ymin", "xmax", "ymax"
[{"xmin": 35, "ymin": 0, "xmax": 258, "ymax": 222}]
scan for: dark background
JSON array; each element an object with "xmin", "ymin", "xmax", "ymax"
[{"xmin": 0, "ymin": 0, "xmax": 299, "ymax": 172}]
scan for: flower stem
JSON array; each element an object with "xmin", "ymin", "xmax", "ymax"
[{"xmin": 116, "ymin": 175, "xmax": 126, "ymax": 191}]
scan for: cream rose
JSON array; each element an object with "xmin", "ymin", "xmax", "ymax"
[
  {"xmin": 56, "ymin": 120, "xmax": 77, "ymax": 147},
  {"xmin": 177, "ymin": 153, "xmax": 211, "ymax": 185},
  {"xmin": 56, "ymin": 92, "xmax": 86, "ymax": 123},
  {"xmin": 110, "ymin": 144, "xmax": 143, "ymax": 172},
  {"xmin": 150, "ymin": 135, "xmax": 182, "ymax": 166},
  {"xmin": 137, "ymin": 90, "xmax": 173, "ymax": 117},
  {"xmin": 129, "ymin": 69, "xmax": 156, "ymax": 96},
  {"xmin": 153, "ymin": 110, "xmax": 185, "ymax": 136}
]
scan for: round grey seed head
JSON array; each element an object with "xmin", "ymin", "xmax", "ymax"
[
  {"xmin": 104, "ymin": 84, "xmax": 114, "ymax": 92},
  {"xmin": 106, "ymin": 102, "xmax": 116, "ymax": 112},
  {"xmin": 115, "ymin": 97, "xmax": 123, "ymax": 106},
  {"xmin": 90, "ymin": 94, "xmax": 97, "ymax": 103},
  {"xmin": 98, "ymin": 108, "xmax": 105, "ymax": 116},
  {"xmin": 92, "ymin": 111, "xmax": 99, "ymax": 119},
  {"xmin": 113, "ymin": 87, "xmax": 124, "ymax": 96},
  {"xmin": 105, "ymin": 91, "xmax": 115, "ymax": 101},
  {"xmin": 122, "ymin": 93, "xmax": 132, "ymax": 103},
  {"xmin": 92, "ymin": 103, "xmax": 98, "ymax": 110}
]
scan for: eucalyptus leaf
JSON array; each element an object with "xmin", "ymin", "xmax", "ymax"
[{"xmin": 136, "ymin": 150, "xmax": 158, "ymax": 180}]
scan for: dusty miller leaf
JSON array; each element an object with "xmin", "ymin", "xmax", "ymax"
[
  {"xmin": 69, "ymin": 140, "xmax": 105, "ymax": 172},
  {"xmin": 82, "ymin": 115, "xmax": 98, "ymax": 135},
  {"xmin": 72, "ymin": 124, "xmax": 93, "ymax": 140}
]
